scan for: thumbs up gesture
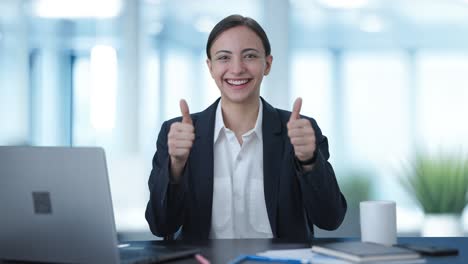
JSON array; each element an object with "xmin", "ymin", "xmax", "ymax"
[
  {"xmin": 168, "ymin": 99, "xmax": 195, "ymax": 180},
  {"xmin": 287, "ymin": 98, "xmax": 317, "ymax": 166}
]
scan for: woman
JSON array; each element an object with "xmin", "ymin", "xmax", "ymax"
[{"xmin": 145, "ymin": 14, "xmax": 347, "ymax": 240}]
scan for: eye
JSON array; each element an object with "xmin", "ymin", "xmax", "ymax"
[
  {"xmin": 244, "ymin": 54, "xmax": 258, "ymax": 59},
  {"xmin": 216, "ymin": 55, "xmax": 230, "ymax": 61}
]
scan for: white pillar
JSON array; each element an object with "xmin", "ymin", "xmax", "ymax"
[
  {"xmin": 32, "ymin": 48, "xmax": 72, "ymax": 145},
  {"xmin": 261, "ymin": 0, "xmax": 290, "ymax": 110},
  {"xmin": 30, "ymin": 20, "xmax": 72, "ymax": 146},
  {"xmin": 0, "ymin": 1, "xmax": 30, "ymax": 145},
  {"xmin": 117, "ymin": 0, "xmax": 140, "ymax": 153}
]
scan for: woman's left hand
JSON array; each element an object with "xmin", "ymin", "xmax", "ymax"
[{"xmin": 287, "ymin": 98, "xmax": 316, "ymax": 165}]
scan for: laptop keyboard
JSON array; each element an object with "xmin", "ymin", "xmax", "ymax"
[{"xmin": 119, "ymin": 245, "xmax": 199, "ymax": 264}]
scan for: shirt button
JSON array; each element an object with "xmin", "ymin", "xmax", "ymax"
[{"xmin": 237, "ymin": 155, "xmax": 242, "ymax": 161}]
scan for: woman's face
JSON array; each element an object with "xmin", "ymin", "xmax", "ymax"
[{"xmin": 207, "ymin": 26, "xmax": 272, "ymax": 105}]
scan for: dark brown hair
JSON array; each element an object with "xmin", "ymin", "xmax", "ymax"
[{"xmin": 206, "ymin": 14, "xmax": 271, "ymax": 59}]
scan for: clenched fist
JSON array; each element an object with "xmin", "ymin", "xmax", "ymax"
[
  {"xmin": 168, "ymin": 99, "xmax": 195, "ymax": 180},
  {"xmin": 287, "ymin": 98, "xmax": 316, "ymax": 169}
]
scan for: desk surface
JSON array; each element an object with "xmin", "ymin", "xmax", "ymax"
[
  {"xmin": 130, "ymin": 237, "xmax": 467, "ymax": 264},
  {"xmin": 1, "ymin": 237, "xmax": 465, "ymax": 263}
]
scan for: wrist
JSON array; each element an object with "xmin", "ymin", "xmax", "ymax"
[
  {"xmin": 297, "ymin": 154, "xmax": 317, "ymax": 166},
  {"xmin": 170, "ymin": 157, "xmax": 187, "ymax": 183}
]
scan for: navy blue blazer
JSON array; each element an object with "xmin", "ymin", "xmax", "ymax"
[{"xmin": 145, "ymin": 98, "xmax": 347, "ymax": 240}]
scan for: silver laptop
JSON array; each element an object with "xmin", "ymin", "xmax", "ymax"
[
  {"xmin": 0, "ymin": 146, "xmax": 197, "ymax": 264},
  {"xmin": 0, "ymin": 146, "xmax": 121, "ymax": 263}
]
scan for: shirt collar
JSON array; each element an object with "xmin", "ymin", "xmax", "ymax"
[{"xmin": 213, "ymin": 98, "xmax": 263, "ymax": 143}]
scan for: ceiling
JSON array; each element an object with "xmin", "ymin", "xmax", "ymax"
[
  {"xmin": 2, "ymin": 0, "xmax": 468, "ymax": 50},
  {"xmin": 0, "ymin": 0, "xmax": 467, "ymax": 28}
]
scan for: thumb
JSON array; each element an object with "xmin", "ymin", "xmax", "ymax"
[
  {"xmin": 180, "ymin": 99, "xmax": 192, "ymax": 124},
  {"xmin": 289, "ymin": 97, "xmax": 302, "ymax": 121}
]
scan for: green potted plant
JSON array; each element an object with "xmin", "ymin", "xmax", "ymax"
[{"xmin": 399, "ymin": 152, "xmax": 468, "ymax": 236}]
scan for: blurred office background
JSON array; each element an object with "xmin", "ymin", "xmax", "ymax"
[{"xmin": 1, "ymin": 0, "xmax": 468, "ymax": 239}]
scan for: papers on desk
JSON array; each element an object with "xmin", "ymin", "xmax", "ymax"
[
  {"xmin": 255, "ymin": 248, "xmax": 426, "ymax": 264},
  {"xmin": 256, "ymin": 248, "xmax": 351, "ymax": 264}
]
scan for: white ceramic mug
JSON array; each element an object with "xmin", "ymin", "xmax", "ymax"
[{"xmin": 360, "ymin": 200, "xmax": 397, "ymax": 245}]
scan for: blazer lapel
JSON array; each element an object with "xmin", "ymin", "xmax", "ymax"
[
  {"xmin": 261, "ymin": 98, "xmax": 284, "ymax": 236},
  {"xmin": 189, "ymin": 99, "xmax": 219, "ymax": 238}
]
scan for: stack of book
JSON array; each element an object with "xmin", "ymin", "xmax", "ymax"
[{"xmin": 311, "ymin": 241, "xmax": 423, "ymax": 263}]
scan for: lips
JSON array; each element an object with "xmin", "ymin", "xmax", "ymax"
[{"xmin": 226, "ymin": 79, "xmax": 250, "ymax": 85}]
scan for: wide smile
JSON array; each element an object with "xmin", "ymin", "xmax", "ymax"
[{"xmin": 224, "ymin": 78, "xmax": 252, "ymax": 89}]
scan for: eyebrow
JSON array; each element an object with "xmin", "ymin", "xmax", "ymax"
[
  {"xmin": 214, "ymin": 48, "xmax": 261, "ymax": 55},
  {"xmin": 215, "ymin": 50, "xmax": 232, "ymax": 55},
  {"xmin": 242, "ymin": 48, "xmax": 260, "ymax": 54}
]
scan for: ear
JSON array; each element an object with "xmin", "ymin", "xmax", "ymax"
[
  {"xmin": 264, "ymin": 55, "xmax": 273, "ymax": 76},
  {"xmin": 206, "ymin": 58, "xmax": 214, "ymax": 78}
]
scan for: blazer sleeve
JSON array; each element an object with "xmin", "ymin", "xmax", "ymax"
[
  {"xmin": 295, "ymin": 118, "xmax": 347, "ymax": 231},
  {"xmin": 145, "ymin": 120, "xmax": 189, "ymax": 237}
]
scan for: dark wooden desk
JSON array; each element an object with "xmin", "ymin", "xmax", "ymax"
[
  {"xmin": 1, "ymin": 237, "xmax": 465, "ymax": 263},
  {"xmin": 129, "ymin": 237, "xmax": 467, "ymax": 263}
]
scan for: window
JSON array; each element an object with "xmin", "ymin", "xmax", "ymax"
[
  {"xmin": 290, "ymin": 51, "xmax": 333, "ymax": 143},
  {"xmin": 72, "ymin": 45, "xmax": 118, "ymax": 146},
  {"xmin": 343, "ymin": 52, "xmax": 412, "ymax": 201},
  {"xmin": 416, "ymin": 52, "xmax": 468, "ymax": 152},
  {"xmin": 344, "ymin": 52, "xmax": 411, "ymax": 167},
  {"xmin": 163, "ymin": 49, "xmax": 194, "ymax": 118}
]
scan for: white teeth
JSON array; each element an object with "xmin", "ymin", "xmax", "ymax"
[{"xmin": 227, "ymin": 79, "xmax": 248, "ymax": 85}]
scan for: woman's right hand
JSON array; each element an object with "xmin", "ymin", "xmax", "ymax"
[{"xmin": 168, "ymin": 99, "xmax": 195, "ymax": 181}]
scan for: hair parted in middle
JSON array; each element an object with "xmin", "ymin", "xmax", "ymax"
[{"xmin": 206, "ymin": 14, "xmax": 271, "ymax": 60}]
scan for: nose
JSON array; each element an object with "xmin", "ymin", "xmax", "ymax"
[{"xmin": 230, "ymin": 56, "xmax": 245, "ymax": 74}]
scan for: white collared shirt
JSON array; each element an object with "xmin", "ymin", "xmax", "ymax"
[{"xmin": 209, "ymin": 99, "xmax": 273, "ymax": 239}]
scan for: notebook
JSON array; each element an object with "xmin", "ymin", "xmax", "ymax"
[
  {"xmin": 0, "ymin": 146, "xmax": 198, "ymax": 264},
  {"xmin": 311, "ymin": 241, "xmax": 421, "ymax": 263}
]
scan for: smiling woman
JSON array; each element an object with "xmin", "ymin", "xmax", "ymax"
[
  {"xmin": 144, "ymin": 14, "xmax": 347, "ymax": 240},
  {"xmin": 206, "ymin": 25, "xmax": 272, "ymax": 109}
]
